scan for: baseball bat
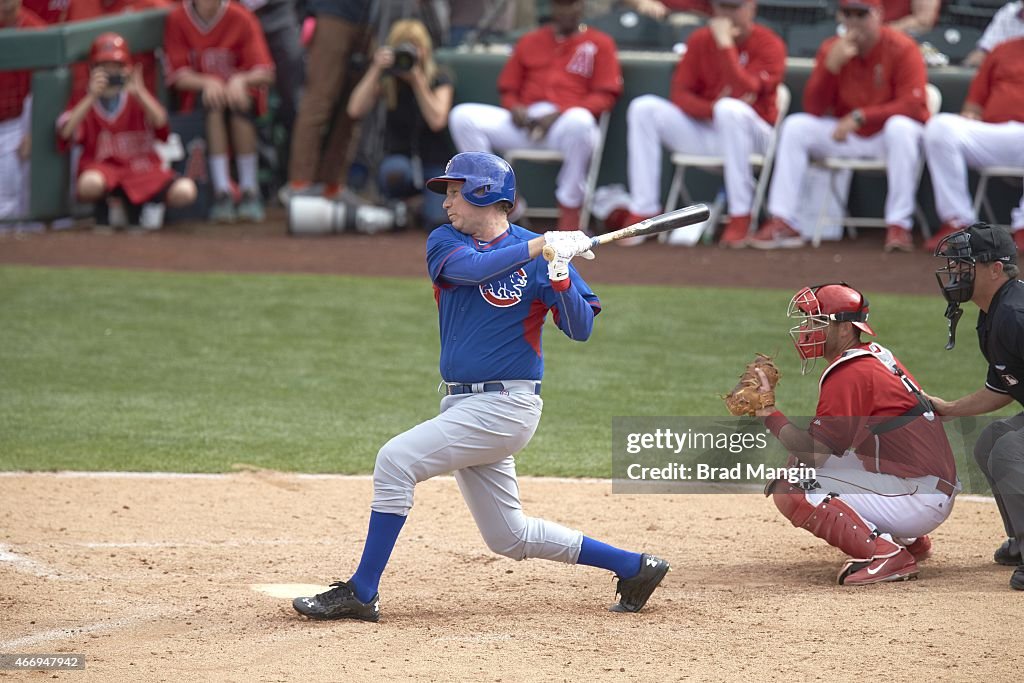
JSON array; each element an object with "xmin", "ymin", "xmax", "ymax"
[{"xmin": 542, "ymin": 203, "xmax": 711, "ymax": 261}]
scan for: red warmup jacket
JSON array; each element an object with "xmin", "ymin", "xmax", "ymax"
[
  {"xmin": 498, "ymin": 24, "xmax": 623, "ymax": 119},
  {"xmin": 804, "ymin": 26, "xmax": 929, "ymax": 137},
  {"xmin": 0, "ymin": 8, "xmax": 47, "ymax": 123},
  {"xmin": 670, "ymin": 23, "xmax": 787, "ymax": 125},
  {"xmin": 967, "ymin": 37, "xmax": 1024, "ymax": 124}
]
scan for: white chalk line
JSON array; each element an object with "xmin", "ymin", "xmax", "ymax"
[
  {"xmin": 0, "ymin": 609, "xmax": 183, "ymax": 651},
  {"xmin": 0, "ymin": 543, "xmax": 84, "ymax": 580},
  {"xmin": 0, "ymin": 470, "xmax": 999, "ymax": 502}
]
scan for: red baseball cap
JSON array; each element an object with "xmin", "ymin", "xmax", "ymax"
[
  {"xmin": 89, "ymin": 32, "xmax": 131, "ymax": 66},
  {"xmin": 839, "ymin": 0, "xmax": 881, "ymax": 9}
]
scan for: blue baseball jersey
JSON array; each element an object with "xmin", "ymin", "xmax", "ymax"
[{"xmin": 426, "ymin": 223, "xmax": 602, "ymax": 383}]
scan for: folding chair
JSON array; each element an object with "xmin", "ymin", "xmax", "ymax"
[
  {"xmin": 809, "ymin": 83, "xmax": 942, "ymax": 247},
  {"xmin": 972, "ymin": 166, "xmax": 1024, "ymax": 229},
  {"xmin": 503, "ymin": 110, "xmax": 610, "ymax": 230},
  {"xmin": 663, "ymin": 83, "xmax": 792, "ymax": 232}
]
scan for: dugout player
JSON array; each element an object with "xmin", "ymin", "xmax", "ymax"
[
  {"xmin": 930, "ymin": 223, "xmax": 1024, "ymax": 591},
  {"xmin": 754, "ymin": 282, "xmax": 958, "ymax": 585},
  {"xmin": 749, "ymin": 0, "xmax": 930, "ymax": 252},
  {"xmin": 619, "ymin": 0, "xmax": 786, "ymax": 247},
  {"xmin": 292, "ymin": 152, "xmax": 670, "ymax": 622},
  {"xmin": 922, "ymin": 38, "xmax": 1024, "ymax": 253},
  {"xmin": 447, "ymin": 0, "xmax": 622, "ymax": 231},
  {"xmin": 57, "ymin": 33, "xmax": 197, "ymax": 229}
]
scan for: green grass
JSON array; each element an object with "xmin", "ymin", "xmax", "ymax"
[{"xmin": 0, "ymin": 265, "xmax": 1006, "ymax": 489}]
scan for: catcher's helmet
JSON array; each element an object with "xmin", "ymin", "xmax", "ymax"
[
  {"xmin": 90, "ymin": 32, "xmax": 131, "ymax": 66},
  {"xmin": 787, "ymin": 282, "xmax": 874, "ymax": 373},
  {"xmin": 426, "ymin": 152, "xmax": 516, "ymax": 207}
]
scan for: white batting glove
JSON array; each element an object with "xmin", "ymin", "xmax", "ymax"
[
  {"xmin": 547, "ymin": 255, "xmax": 571, "ymax": 287},
  {"xmin": 544, "ymin": 231, "xmax": 595, "ymax": 260}
]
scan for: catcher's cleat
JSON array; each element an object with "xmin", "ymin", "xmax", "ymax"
[
  {"xmin": 1012, "ymin": 566, "xmax": 1024, "ymax": 591},
  {"xmin": 292, "ymin": 581, "xmax": 380, "ymax": 622},
  {"xmin": 609, "ymin": 554, "xmax": 670, "ymax": 613},
  {"xmin": 994, "ymin": 538, "xmax": 1022, "ymax": 567},
  {"xmin": 905, "ymin": 535, "xmax": 932, "ymax": 562},
  {"xmin": 838, "ymin": 548, "xmax": 919, "ymax": 586}
]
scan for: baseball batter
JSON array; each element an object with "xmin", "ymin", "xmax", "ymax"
[
  {"xmin": 755, "ymin": 283, "xmax": 959, "ymax": 585},
  {"xmin": 750, "ymin": 0, "xmax": 930, "ymax": 252},
  {"xmin": 922, "ymin": 38, "xmax": 1024, "ymax": 253},
  {"xmin": 622, "ymin": 0, "xmax": 786, "ymax": 247},
  {"xmin": 293, "ymin": 152, "xmax": 670, "ymax": 622},
  {"xmin": 930, "ymin": 224, "xmax": 1024, "ymax": 591},
  {"xmin": 57, "ymin": 33, "xmax": 197, "ymax": 227},
  {"xmin": 447, "ymin": 0, "xmax": 622, "ymax": 231}
]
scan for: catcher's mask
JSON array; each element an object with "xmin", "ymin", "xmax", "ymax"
[
  {"xmin": 788, "ymin": 282, "xmax": 874, "ymax": 374},
  {"xmin": 933, "ymin": 222, "xmax": 1017, "ymax": 350}
]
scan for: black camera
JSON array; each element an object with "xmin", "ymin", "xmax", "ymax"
[
  {"xmin": 106, "ymin": 72, "xmax": 125, "ymax": 87},
  {"xmin": 390, "ymin": 42, "xmax": 419, "ymax": 73}
]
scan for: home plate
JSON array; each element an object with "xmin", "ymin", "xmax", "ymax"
[{"xmin": 251, "ymin": 583, "xmax": 326, "ymax": 599}]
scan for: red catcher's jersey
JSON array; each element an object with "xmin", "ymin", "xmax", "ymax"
[
  {"xmin": 809, "ymin": 342, "xmax": 957, "ymax": 483},
  {"xmin": 163, "ymin": 0, "xmax": 273, "ymax": 111}
]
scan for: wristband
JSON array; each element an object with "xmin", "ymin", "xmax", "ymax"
[{"xmin": 763, "ymin": 410, "xmax": 790, "ymax": 440}]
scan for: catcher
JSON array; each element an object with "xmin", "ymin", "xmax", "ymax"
[{"xmin": 727, "ymin": 282, "xmax": 959, "ymax": 585}]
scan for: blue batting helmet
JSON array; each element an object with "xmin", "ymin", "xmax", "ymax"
[{"xmin": 426, "ymin": 152, "xmax": 516, "ymax": 207}]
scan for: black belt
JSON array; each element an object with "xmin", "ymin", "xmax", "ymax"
[{"xmin": 444, "ymin": 381, "xmax": 541, "ymax": 396}]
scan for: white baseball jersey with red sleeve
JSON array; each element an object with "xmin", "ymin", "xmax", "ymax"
[
  {"xmin": 57, "ymin": 92, "xmax": 175, "ymax": 204},
  {"xmin": 163, "ymin": 0, "xmax": 274, "ymax": 113}
]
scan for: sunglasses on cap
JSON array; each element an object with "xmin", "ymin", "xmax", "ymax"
[{"xmin": 840, "ymin": 7, "xmax": 870, "ymax": 18}]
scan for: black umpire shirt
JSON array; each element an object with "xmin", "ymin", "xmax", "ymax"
[{"xmin": 978, "ymin": 278, "xmax": 1024, "ymax": 406}]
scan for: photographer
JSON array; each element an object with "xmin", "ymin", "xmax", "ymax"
[
  {"xmin": 57, "ymin": 33, "xmax": 197, "ymax": 230},
  {"xmin": 346, "ymin": 18, "xmax": 454, "ymax": 229}
]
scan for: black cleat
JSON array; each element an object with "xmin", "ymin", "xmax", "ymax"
[
  {"xmin": 609, "ymin": 554, "xmax": 670, "ymax": 613},
  {"xmin": 994, "ymin": 538, "xmax": 1022, "ymax": 566},
  {"xmin": 1012, "ymin": 565, "xmax": 1024, "ymax": 591},
  {"xmin": 292, "ymin": 581, "xmax": 380, "ymax": 622}
]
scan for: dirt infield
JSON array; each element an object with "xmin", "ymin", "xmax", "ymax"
[
  {"xmin": 0, "ymin": 472, "xmax": 1017, "ymax": 682},
  {"xmin": 0, "ymin": 212, "xmax": 943, "ymax": 295}
]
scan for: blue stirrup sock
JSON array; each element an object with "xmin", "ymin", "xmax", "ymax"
[
  {"xmin": 348, "ymin": 510, "xmax": 407, "ymax": 604},
  {"xmin": 577, "ymin": 536, "xmax": 643, "ymax": 579}
]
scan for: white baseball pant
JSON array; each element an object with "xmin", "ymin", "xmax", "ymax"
[
  {"xmin": 626, "ymin": 94, "xmax": 772, "ymax": 218},
  {"xmin": 448, "ymin": 101, "xmax": 598, "ymax": 209},
  {"xmin": 0, "ymin": 114, "xmax": 29, "ymax": 221},
  {"xmin": 370, "ymin": 390, "xmax": 584, "ymax": 564},
  {"xmin": 804, "ymin": 453, "xmax": 956, "ymax": 539},
  {"xmin": 924, "ymin": 114, "xmax": 1024, "ymax": 230},
  {"xmin": 767, "ymin": 113, "xmax": 925, "ymax": 235}
]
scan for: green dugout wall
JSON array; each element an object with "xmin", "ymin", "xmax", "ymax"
[{"xmin": 0, "ymin": 14, "xmax": 986, "ymax": 222}]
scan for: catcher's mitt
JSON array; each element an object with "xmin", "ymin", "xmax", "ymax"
[{"xmin": 723, "ymin": 353, "xmax": 782, "ymax": 416}]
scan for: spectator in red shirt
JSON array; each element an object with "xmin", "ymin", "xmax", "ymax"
[
  {"xmin": 447, "ymin": 0, "xmax": 622, "ymax": 231},
  {"xmin": 620, "ymin": 0, "xmax": 785, "ymax": 246},
  {"xmin": 57, "ymin": 33, "xmax": 197, "ymax": 229},
  {"xmin": 757, "ymin": 282, "xmax": 958, "ymax": 585},
  {"xmin": 0, "ymin": 0, "xmax": 46, "ymax": 230},
  {"xmin": 923, "ymin": 38, "xmax": 1024, "ymax": 252},
  {"xmin": 22, "ymin": 0, "xmax": 68, "ymax": 23},
  {"xmin": 750, "ymin": 0, "xmax": 930, "ymax": 252},
  {"xmin": 163, "ymin": 0, "xmax": 275, "ymax": 223},
  {"xmin": 882, "ymin": 0, "xmax": 939, "ymax": 35}
]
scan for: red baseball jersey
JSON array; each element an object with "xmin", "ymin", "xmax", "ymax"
[
  {"xmin": 966, "ymin": 37, "xmax": 1024, "ymax": 124},
  {"xmin": 670, "ymin": 23, "xmax": 787, "ymax": 125},
  {"xmin": 662, "ymin": 0, "xmax": 712, "ymax": 14},
  {"xmin": 498, "ymin": 25, "xmax": 623, "ymax": 118},
  {"xmin": 809, "ymin": 343, "xmax": 956, "ymax": 483},
  {"xmin": 804, "ymin": 26, "xmax": 929, "ymax": 137},
  {"xmin": 882, "ymin": 0, "xmax": 913, "ymax": 22},
  {"xmin": 57, "ymin": 92, "xmax": 175, "ymax": 204},
  {"xmin": 22, "ymin": 0, "xmax": 69, "ymax": 23},
  {"xmin": 0, "ymin": 8, "xmax": 47, "ymax": 122},
  {"xmin": 163, "ymin": 0, "xmax": 274, "ymax": 113}
]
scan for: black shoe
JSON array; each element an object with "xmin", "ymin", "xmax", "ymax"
[
  {"xmin": 292, "ymin": 581, "xmax": 380, "ymax": 622},
  {"xmin": 994, "ymin": 539, "xmax": 1022, "ymax": 566},
  {"xmin": 609, "ymin": 554, "xmax": 670, "ymax": 613},
  {"xmin": 1012, "ymin": 565, "xmax": 1024, "ymax": 591}
]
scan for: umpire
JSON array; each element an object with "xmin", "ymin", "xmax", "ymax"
[{"xmin": 930, "ymin": 222, "xmax": 1024, "ymax": 591}]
